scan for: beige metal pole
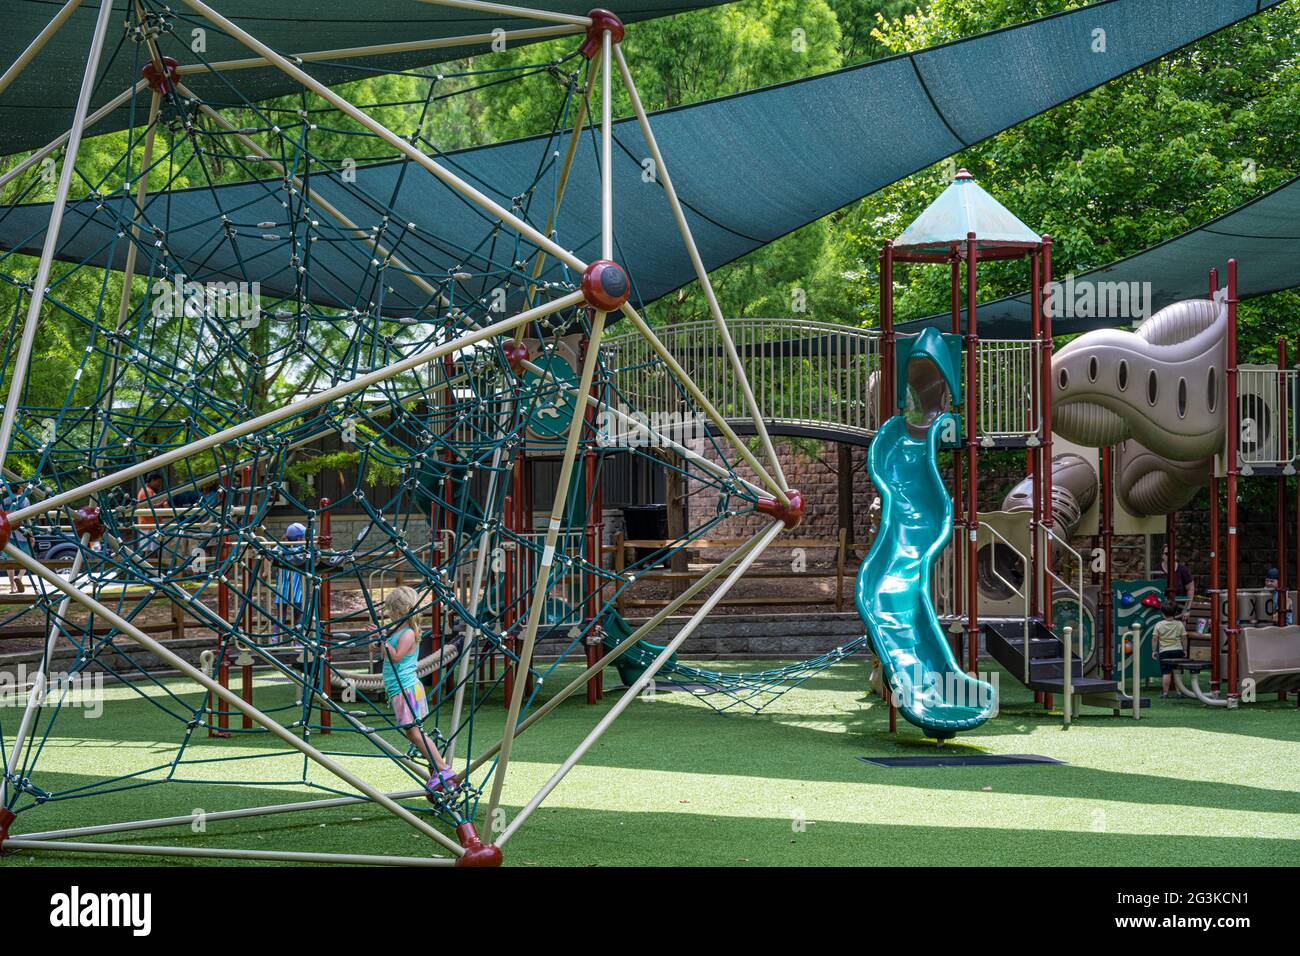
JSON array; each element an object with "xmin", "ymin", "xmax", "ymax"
[
  {"xmin": 615, "ymin": 47, "xmax": 789, "ymax": 501},
  {"xmin": 0, "ymin": 0, "xmax": 83, "ymax": 96},
  {"xmin": 2, "ymin": 543, "xmax": 466, "ymax": 856},
  {"xmin": 17, "ymin": 787, "xmax": 430, "ymax": 842},
  {"xmin": 483, "ymin": 309, "xmax": 607, "ymax": 825},
  {"xmin": 179, "ymin": 0, "xmax": 585, "ymax": 275},
  {"xmin": 5, "ymin": 838, "xmax": 453, "ymax": 866},
  {"xmin": 498, "ymin": 519, "xmax": 785, "ymax": 845},
  {"xmin": 0, "ymin": 0, "xmax": 117, "ymax": 463},
  {"xmin": 481, "ymin": 24, "xmax": 618, "ymax": 829},
  {"xmin": 176, "ymin": 24, "xmax": 580, "ymax": 75},
  {"xmin": 9, "ymin": 291, "xmax": 583, "ymax": 526}
]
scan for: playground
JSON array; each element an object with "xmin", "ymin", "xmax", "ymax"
[{"xmin": 0, "ymin": 0, "xmax": 1298, "ymax": 873}]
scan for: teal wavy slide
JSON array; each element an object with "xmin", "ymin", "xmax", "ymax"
[{"xmin": 857, "ymin": 411, "xmax": 996, "ymax": 738}]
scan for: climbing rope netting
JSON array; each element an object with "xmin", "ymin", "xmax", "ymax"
[{"xmin": 0, "ymin": 2, "xmax": 814, "ymax": 848}]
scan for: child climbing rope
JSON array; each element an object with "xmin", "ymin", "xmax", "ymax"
[
  {"xmin": 1151, "ymin": 600, "xmax": 1187, "ymax": 699},
  {"xmin": 381, "ymin": 586, "xmax": 458, "ymax": 797}
]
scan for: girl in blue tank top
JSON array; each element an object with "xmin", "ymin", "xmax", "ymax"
[{"xmin": 382, "ymin": 586, "xmax": 457, "ymax": 796}]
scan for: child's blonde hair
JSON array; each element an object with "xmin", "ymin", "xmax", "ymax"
[{"xmin": 384, "ymin": 585, "xmax": 420, "ymax": 622}]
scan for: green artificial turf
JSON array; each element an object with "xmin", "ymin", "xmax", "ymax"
[{"xmin": 2, "ymin": 660, "xmax": 1298, "ymax": 866}]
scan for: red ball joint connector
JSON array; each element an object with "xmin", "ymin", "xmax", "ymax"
[
  {"xmin": 580, "ymin": 259, "xmax": 630, "ymax": 312},
  {"xmin": 454, "ymin": 822, "xmax": 502, "ymax": 867},
  {"xmin": 580, "ymin": 9, "xmax": 624, "ymax": 59},
  {"xmin": 756, "ymin": 489, "xmax": 805, "ymax": 530},
  {"xmin": 0, "ymin": 509, "xmax": 15, "ymax": 552},
  {"xmin": 0, "ymin": 806, "xmax": 13, "ymax": 852},
  {"xmin": 73, "ymin": 505, "xmax": 105, "ymax": 543},
  {"xmin": 503, "ymin": 340, "xmax": 529, "ymax": 376},
  {"xmin": 141, "ymin": 56, "xmax": 180, "ymax": 94}
]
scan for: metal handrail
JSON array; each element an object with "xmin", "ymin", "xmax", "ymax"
[
  {"xmin": 1039, "ymin": 521, "xmax": 1086, "ymax": 727},
  {"xmin": 981, "ymin": 519, "xmax": 1032, "ymax": 687}
]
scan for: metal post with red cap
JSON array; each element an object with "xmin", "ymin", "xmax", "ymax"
[
  {"xmin": 880, "ymin": 239, "xmax": 899, "ymax": 733},
  {"xmin": 239, "ymin": 464, "xmax": 254, "ymax": 730},
  {"xmin": 1100, "ymin": 446, "xmax": 1114, "ymax": 679},
  {"xmin": 964, "ymin": 232, "xmax": 980, "ymax": 675},
  {"xmin": 1277, "ymin": 337, "xmax": 1289, "ymax": 630},
  {"xmin": 1225, "ymin": 260, "xmax": 1240, "ymax": 705},
  {"xmin": 319, "ymin": 498, "xmax": 333, "ymax": 734},
  {"xmin": 1208, "ymin": 267, "xmax": 1221, "ymax": 691},
  {"xmin": 949, "ymin": 255, "xmax": 965, "ymax": 635}
]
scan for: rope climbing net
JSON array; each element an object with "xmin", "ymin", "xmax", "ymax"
[{"xmin": 0, "ymin": 0, "xmax": 820, "ymax": 867}]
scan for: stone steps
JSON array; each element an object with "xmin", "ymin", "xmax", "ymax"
[{"xmin": 614, "ymin": 610, "xmax": 866, "ymax": 659}]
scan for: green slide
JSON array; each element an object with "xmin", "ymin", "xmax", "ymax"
[
  {"xmin": 857, "ymin": 329, "xmax": 996, "ymax": 739},
  {"xmin": 602, "ymin": 608, "xmax": 680, "ymax": 686}
]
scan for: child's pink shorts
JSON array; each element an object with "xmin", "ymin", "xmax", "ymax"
[{"xmin": 390, "ymin": 682, "xmax": 428, "ymax": 729}]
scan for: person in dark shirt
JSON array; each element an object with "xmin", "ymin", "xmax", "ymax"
[{"xmin": 1159, "ymin": 545, "xmax": 1194, "ymax": 620}]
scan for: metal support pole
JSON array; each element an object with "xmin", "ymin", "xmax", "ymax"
[
  {"xmin": 880, "ymin": 242, "xmax": 896, "ymax": 417},
  {"xmin": 496, "ymin": 520, "xmax": 785, "ymax": 846},
  {"xmin": 964, "ymin": 233, "xmax": 979, "ymax": 674},
  {"xmin": 1209, "ymin": 471, "xmax": 1221, "ymax": 690},
  {"xmin": 5, "ymin": 838, "xmax": 453, "ymax": 867},
  {"xmin": 0, "ymin": 535, "xmax": 89, "ymax": 808},
  {"xmin": 1029, "ymin": 251, "xmax": 1041, "ymax": 619},
  {"xmin": 2, "ymin": 544, "xmax": 465, "ymax": 856},
  {"xmin": 1040, "ymin": 236, "xmax": 1055, "ymax": 631},
  {"xmin": 1208, "ymin": 266, "xmax": 1221, "ymax": 690},
  {"xmin": 1100, "ymin": 445, "xmax": 1114, "ymax": 679},
  {"xmin": 318, "ymin": 499, "xmax": 333, "ymax": 733},
  {"xmin": 0, "ymin": 0, "xmax": 117, "ymax": 463},
  {"xmin": 10, "ymin": 293, "xmax": 583, "ymax": 526},
  {"xmin": 484, "ymin": 304, "xmax": 608, "ymax": 827},
  {"xmin": 1225, "ymin": 259, "xmax": 1240, "ymax": 705},
  {"xmin": 0, "ymin": 0, "xmax": 83, "ymax": 96},
  {"xmin": 1277, "ymin": 338, "xmax": 1288, "ymax": 626},
  {"xmin": 615, "ymin": 46, "xmax": 790, "ymax": 500}
]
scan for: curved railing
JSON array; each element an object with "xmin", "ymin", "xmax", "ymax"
[
  {"xmin": 604, "ymin": 318, "xmax": 883, "ymax": 445},
  {"xmin": 604, "ymin": 318, "xmax": 1042, "ymax": 445}
]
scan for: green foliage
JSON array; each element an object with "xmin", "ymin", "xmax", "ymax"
[
  {"xmin": 2, "ymin": 0, "xmax": 1297, "ymax": 489},
  {"xmin": 845, "ymin": 0, "xmax": 1300, "ymax": 363}
]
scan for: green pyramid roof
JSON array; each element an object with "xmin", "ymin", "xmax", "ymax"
[{"xmin": 894, "ymin": 170, "xmax": 1041, "ymax": 255}]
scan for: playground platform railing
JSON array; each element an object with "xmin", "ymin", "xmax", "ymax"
[
  {"xmin": 609, "ymin": 529, "xmax": 849, "ymax": 613},
  {"xmin": 605, "ymin": 319, "xmax": 882, "ymax": 443},
  {"xmin": 606, "ymin": 319, "xmax": 1045, "ymax": 448},
  {"xmin": 969, "ymin": 338, "xmax": 1043, "ymax": 445},
  {"xmin": 1237, "ymin": 364, "xmax": 1298, "ymax": 472}
]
